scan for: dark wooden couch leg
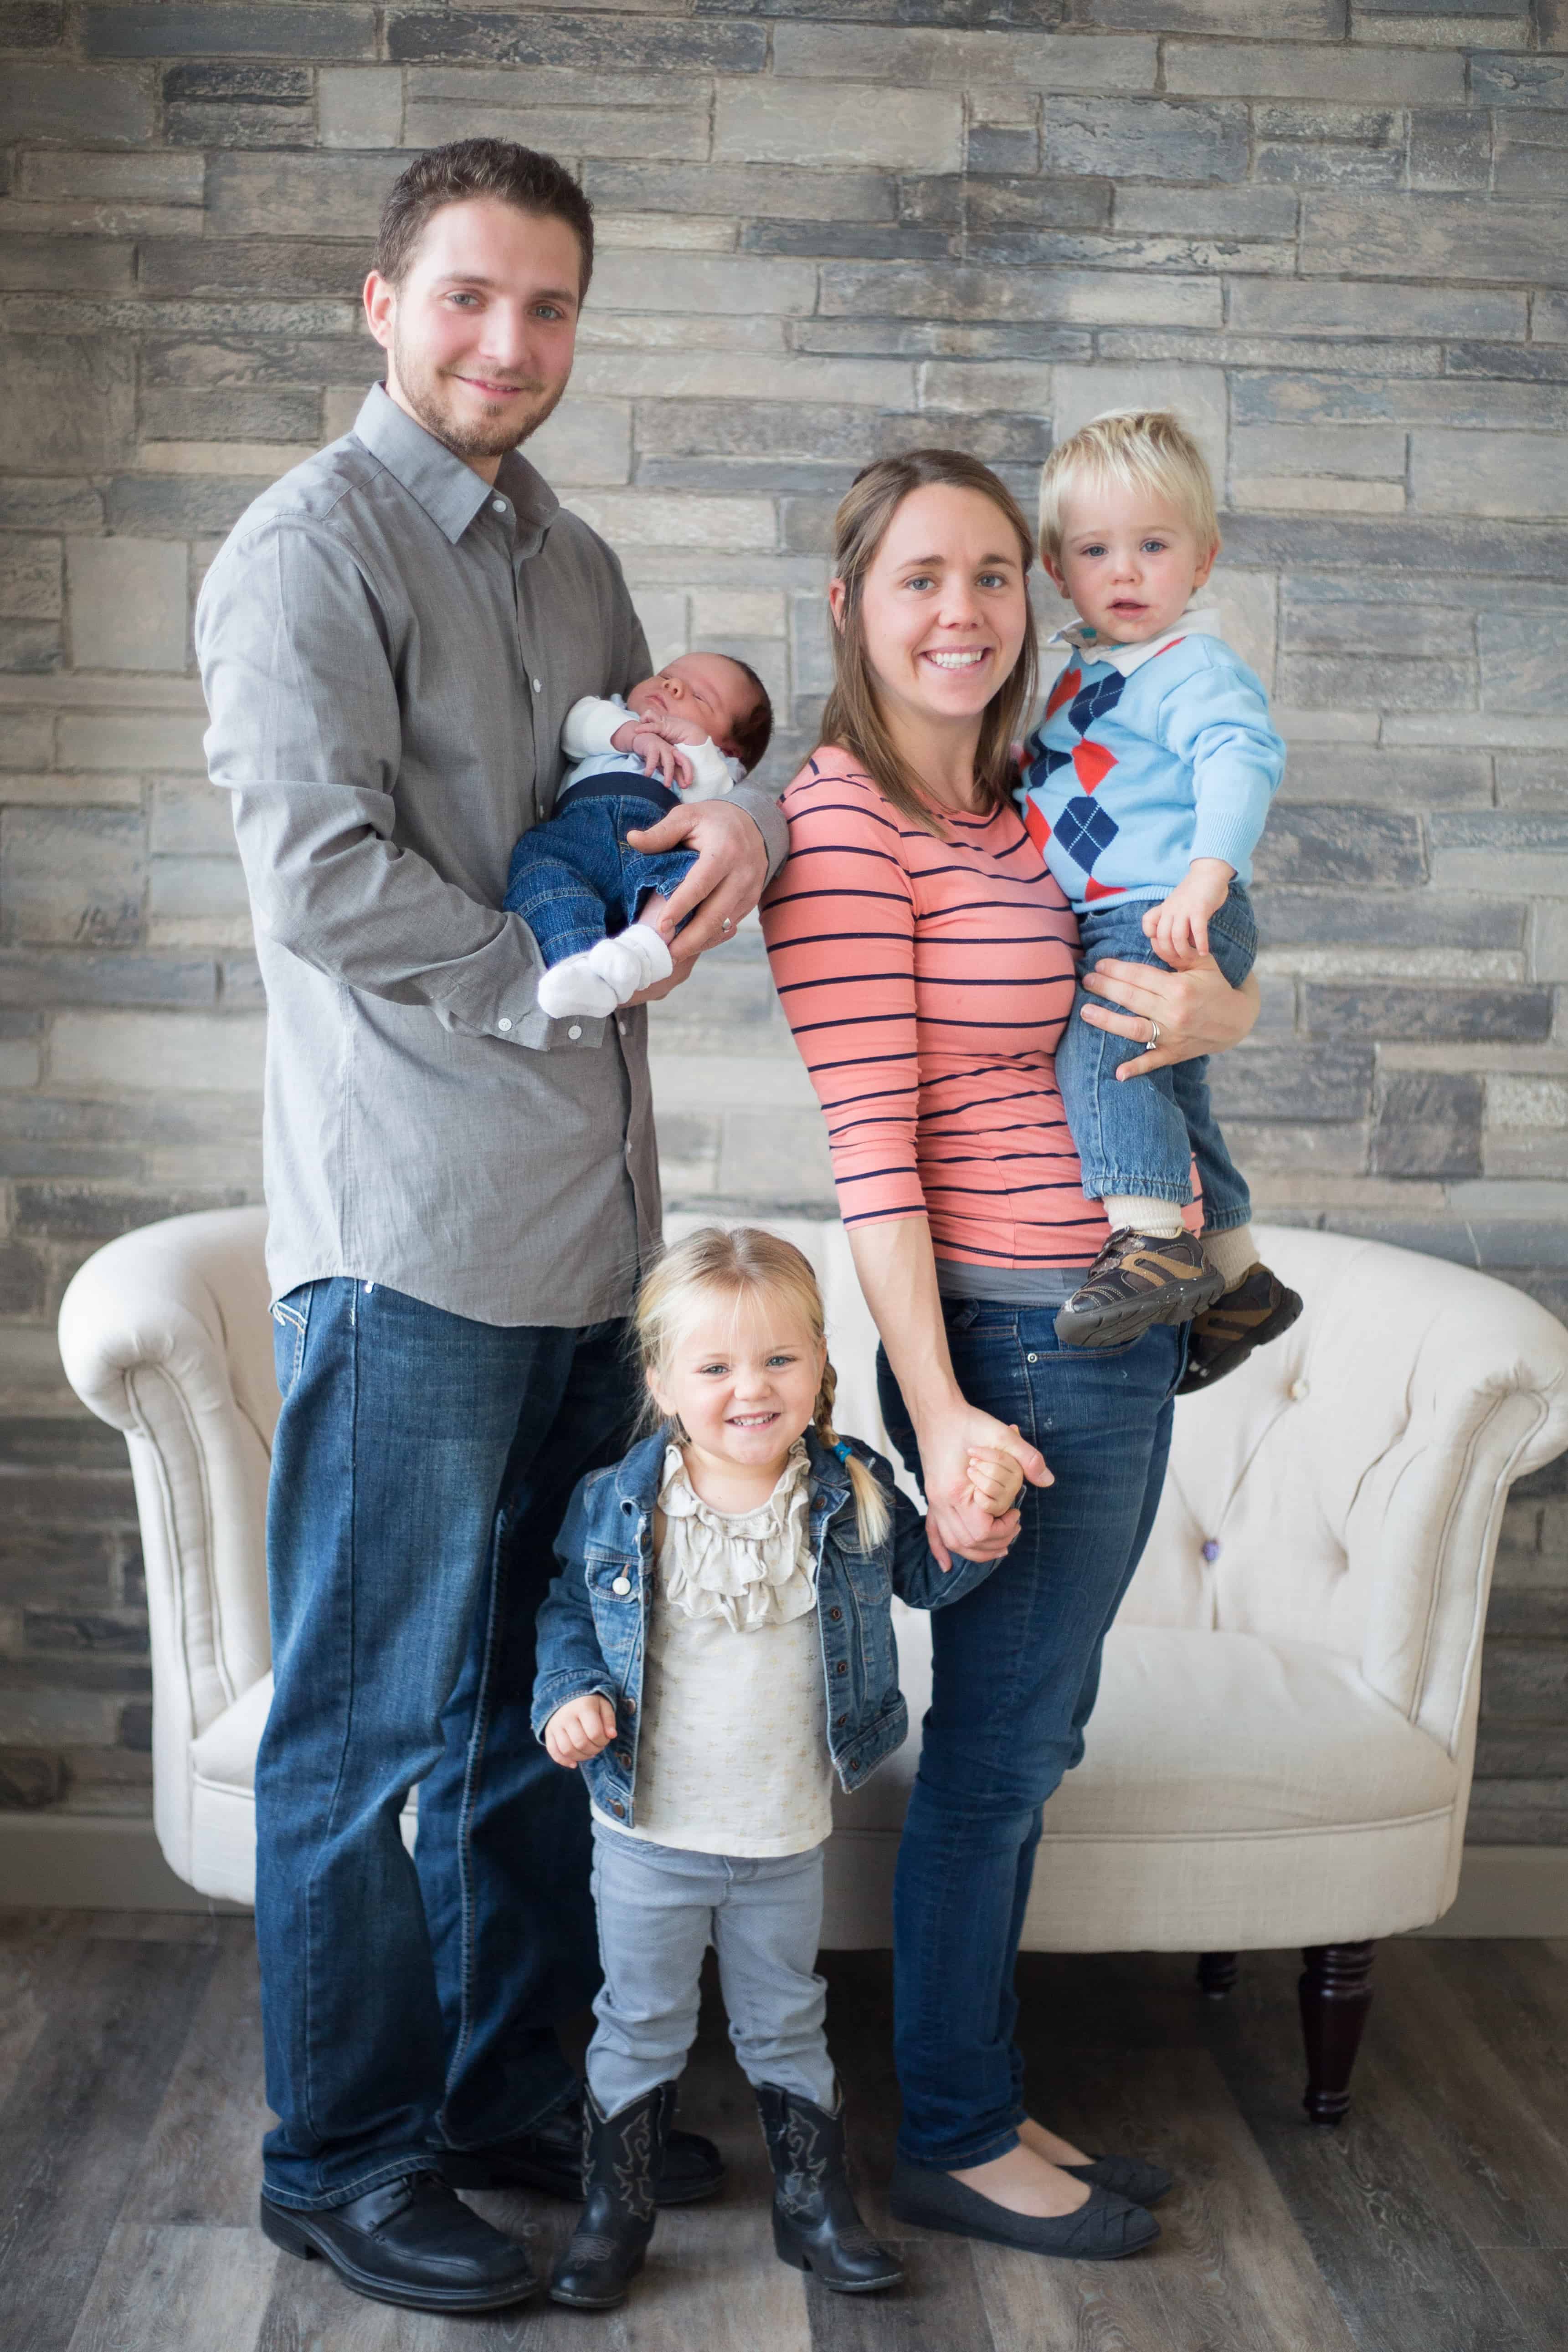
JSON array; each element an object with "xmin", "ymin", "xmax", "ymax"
[
  {"xmin": 1197, "ymin": 1952, "xmax": 1239, "ymax": 1999},
  {"xmin": 1299, "ymin": 1941, "xmax": 1375, "ymax": 2124}
]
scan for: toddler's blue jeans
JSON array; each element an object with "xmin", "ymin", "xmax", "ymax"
[
  {"xmin": 1054, "ymin": 880, "xmax": 1257, "ymax": 1232},
  {"xmin": 504, "ymin": 776, "xmax": 698, "ymax": 966}
]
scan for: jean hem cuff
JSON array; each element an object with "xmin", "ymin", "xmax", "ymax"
[
  {"xmin": 437, "ymin": 2080, "xmax": 581, "ymax": 2156},
  {"xmin": 1198, "ymin": 1206, "xmax": 1253, "ymax": 1234},
  {"xmin": 1082, "ymin": 1181, "xmax": 1194, "ymax": 1208},
  {"xmin": 896, "ymin": 2122, "xmax": 1023, "ymax": 2171},
  {"xmin": 261, "ymin": 2155, "xmax": 430, "ymax": 2213}
]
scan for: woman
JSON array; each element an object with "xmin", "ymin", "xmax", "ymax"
[{"xmin": 759, "ymin": 451, "xmax": 1260, "ymax": 2260}]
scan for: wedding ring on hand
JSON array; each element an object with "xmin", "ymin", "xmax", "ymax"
[
  {"xmin": 1147, "ymin": 1018, "xmax": 1162, "ymax": 1048},
  {"xmin": 720, "ymin": 916, "xmax": 734, "ymax": 934}
]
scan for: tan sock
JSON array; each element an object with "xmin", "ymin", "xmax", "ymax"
[
  {"xmin": 1102, "ymin": 1195, "xmax": 1186, "ymax": 1240},
  {"xmin": 1204, "ymin": 1225, "xmax": 1258, "ymax": 1291}
]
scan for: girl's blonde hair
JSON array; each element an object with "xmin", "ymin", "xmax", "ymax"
[
  {"xmin": 823, "ymin": 448, "xmax": 1039, "ymax": 840},
  {"xmin": 634, "ymin": 1226, "xmax": 892, "ymax": 1551},
  {"xmin": 1038, "ymin": 408, "xmax": 1219, "ymax": 565}
]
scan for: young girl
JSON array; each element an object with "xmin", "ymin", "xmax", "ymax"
[{"xmin": 530, "ymin": 1226, "xmax": 1036, "ymax": 2310}]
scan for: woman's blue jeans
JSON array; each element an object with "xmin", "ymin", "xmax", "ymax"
[
  {"xmin": 257, "ymin": 1278, "xmax": 638, "ymax": 2210},
  {"xmin": 877, "ymin": 1299, "xmax": 1182, "ymax": 2170}
]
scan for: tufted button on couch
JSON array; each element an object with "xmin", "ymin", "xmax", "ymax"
[{"xmin": 59, "ymin": 1211, "xmax": 1568, "ymax": 2121}]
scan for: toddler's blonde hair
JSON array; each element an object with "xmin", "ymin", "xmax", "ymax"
[
  {"xmin": 634, "ymin": 1226, "xmax": 891, "ymax": 1551},
  {"xmin": 1038, "ymin": 408, "xmax": 1218, "ymax": 565}
]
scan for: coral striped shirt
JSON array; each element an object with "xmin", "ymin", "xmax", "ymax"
[{"xmin": 760, "ymin": 746, "xmax": 1110, "ymax": 1274}]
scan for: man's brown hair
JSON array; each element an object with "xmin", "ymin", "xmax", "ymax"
[
  {"xmin": 375, "ymin": 138, "xmax": 595, "ymax": 293},
  {"xmin": 822, "ymin": 449, "xmax": 1038, "ymax": 837}
]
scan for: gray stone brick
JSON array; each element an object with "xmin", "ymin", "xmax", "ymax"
[
  {"xmin": 771, "ymin": 27, "xmax": 1157, "ymax": 93},
  {"xmin": 1480, "ymin": 613, "xmax": 1568, "ymax": 714},
  {"xmin": 1218, "ymin": 512, "xmax": 1568, "ymax": 580},
  {"xmin": 0, "ymin": 806, "xmax": 145, "ymax": 948},
  {"xmin": 1208, "ymin": 1043, "xmax": 1375, "ymax": 1122},
  {"xmin": 1471, "ymin": 53, "xmax": 1568, "ymax": 108},
  {"xmin": 1069, "ymin": 0, "xmax": 1343, "ymax": 26},
  {"xmin": 1111, "ymin": 185, "xmax": 1297, "ymax": 237},
  {"xmin": 319, "ymin": 66, "xmax": 403, "ymax": 150},
  {"xmin": 1235, "ymin": 373, "xmax": 1568, "ymax": 431},
  {"xmin": 57, "ymin": 710, "xmax": 207, "ymax": 772},
  {"xmin": 1412, "ymin": 430, "xmax": 1568, "ymax": 520},
  {"xmin": 406, "ymin": 99, "xmax": 710, "ymax": 162},
  {"xmin": 0, "ymin": 541, "xmax": 62, "ymax": 623},
  {"xmin": 139, "ymin": 240, "xmax": 366, "ymax": 300},
  {"xmin": 1254, "ymin": 806, "xmax": 1426, "ymax": 888},
  {"xmin": 1305, "ymin": 985, "xmax": 1554, "ymax": 1043},
  {"xmin": 0, "ymin": 238, "xmax": 134, "ymax": 293},
  {"xmin": 206, "ymin": 152, "xmax": 400, "ymax": 239},
  {"xmin": 796, "ymin": 320, "xmax": 1093, "ymax": 361},
  {"xmin": 1041, "ymin": 99, "xmax": 1247, "ymax": 183},
  {"xmin": 0, "ymin": 620, "xmax": 62, "ymax": 675},
  {"xmin": 1253, "ymin": 888, "xmax": 1522, "ymax": 949},
  {"xmin": 963, "ymin": 177, "xmax": 1112, "ymax": 231},
  {"xmin": 1304, "ymin": 194, "xmax": 1567, "ymax": 289},
  {"xmin": 1371, "ymin": 1071, "xmax": 1483, "ymax": 1179},
  {"xmin": 1497, "ymin": 756, "xmax": 1568, "ymax": 806},
  {"xmin": 0, "ymin": 950, "xmax": 216, "ymax": 1006},
  {"xmin": 1095, "ymin": 328, "xmax": 1443, "ymax": 376},
  {"xmin": 0, "ymin": 2, "xmax": 65, "ymax": 44},
  {"xmin": 1234, "ymin": 424, "xmax": 1406, "ymax": 481},
  {"xmin": 387, "ymin": 14, "xmax": 767, "ymax": 73},
  {"xmin": 584, "ymin": 163, "xmax": 896, "ymax": 224},
  {"xmin": 162, "ymin": 60, "xmax": 308, "ymax": 98},
  {"xmin": 0, "ymin": 338, "xmax": 134, "ymax": 472},
  {"xmin": 741, "ymin": 223, "xmax": 957, "ymax": 262},
  {"xmin": 142, "ymin": 332, "xmax": 369, "ymax": 387},
  {"xmin": 84, "ymin": 5, "xmax": 375, "ymax": 57},
  {"xmin": 103, "ymin": 476, "xmax": 262, "ymax": 537},
  {"xmin": 1280, "ymin": 595, "xmax": 1457, "ymax": 657},
  {"xmin": 0, "ymin": 62, "xmax": 152, "ymax": 143},
  {"xmin": 1277, "ymin": 654, "xmax": 1475, "ymax": 712},
  {"xmin": 0, "ymin": 714, "xmax": 53, "ymax": 770},
  {"xmin": 1254, "ymin": 142, "xmax": 1403, "ymax": 189},
  {"xmin": 1275, "ymin": 747, "xmax": 1491, "ymax": 809},
  {"xmin": 139, "ymin": 383, "xmax": 320, "ymax": 441},
  {"xmin": 1164, "ymin": 39, "xmax": 1461, "ymax": 102},
  {"xmin": 1228, "ymin": 280, "xmax": 1528, "ymax": 340},
  {"xmin": 1448, "ymin": 342, "xmax": 1568, "ymax": 385},
  {"xmin": 819, "ymin": 262, "xmax": 1219, "ymax": 329},
  {"xmin": 66, "ymin": 539, "xmax": 189, "ymax": 673},
  {"xmin": 716, "ymin": 81, "xmax": 963, "ymax": 174},
  {"xmin": 968, "ymin": 127, "xmax": 1038, "ymax": 175},
  {"xmin": 0, "ymin": 1241, "xmax": 46, "ymax": 1316},
  {"xmin": 164, "ymin": 98, "xmax": 314, "ymax": 146}
]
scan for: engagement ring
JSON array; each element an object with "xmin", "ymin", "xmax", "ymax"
[{"xmin": 1147, "ymin": 1019, "xmax": 1162, "ymax": 1048}]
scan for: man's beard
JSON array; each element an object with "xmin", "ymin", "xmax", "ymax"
[{"xmin": 390, "ymin": 323, "xmax": 566, "ymax": 460}]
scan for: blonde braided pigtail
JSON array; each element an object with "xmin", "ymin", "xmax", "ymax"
[{"xmin": 814, "ymin": 1358, "xmax": 891, "ymax": 1551}]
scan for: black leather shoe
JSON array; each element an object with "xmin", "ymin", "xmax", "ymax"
[
  {"xmin": 439, "ymin": 2089, "xmax": 722, "ymax": 2205},
  {"xmin": 757, "ymin": 2084, "xmax": 903, "ymax": 2294},
  {"xmin": 1063, "ymin": 2153, "xmax": 1174, "ymax": 2207},
  {"xmin": 550, "ymin": 2082, "xmax": 673, "ymax": 2309},
  {"xmin": 888, "ymin": 2156, "xmax": 1158, "ymax": 2261},
  {"xmin": 259, "ymin": 2172, "xmax": 540, "ymax": 2313}
]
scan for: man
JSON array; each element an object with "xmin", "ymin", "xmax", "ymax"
[{"xmin": 196, "ymin": 139, "xmax": 787, "ymax": 2316}]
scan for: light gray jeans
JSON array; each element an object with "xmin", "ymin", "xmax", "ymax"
[{"xmin": 586, "ymin": 1820, "xmax": 835, "ymax": 2116}]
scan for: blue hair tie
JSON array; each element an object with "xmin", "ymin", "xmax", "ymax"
[{"xmin": 832, "ymin": 1440, "xmax": 852, "ymax": 1464}]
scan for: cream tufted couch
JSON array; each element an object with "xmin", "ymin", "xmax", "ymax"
[{"xmin": 59, "ymin": 1210, "xmax": 1568, "ymax": 2118}]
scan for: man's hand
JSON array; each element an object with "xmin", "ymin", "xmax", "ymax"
[
  {"xmin": 625, "ymin": 799, "xmax": 770, "ymax": 963},
  {"xmin": 543, "ymin": 1693, "xmax": 617, "ymax": 1769},
  {"xmin": 1142, "ymin": 858, "xmax": 1233, "ymax": 968}
]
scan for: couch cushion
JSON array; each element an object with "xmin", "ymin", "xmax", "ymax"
[{"xmin": 835, "ymin": 1623, "xmax": 1459, "ymax": 1838}]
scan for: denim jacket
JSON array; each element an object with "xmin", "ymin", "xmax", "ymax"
[{"xmin": 530, "ymin": 1426, "xmax": 997, "ymax": 1827}]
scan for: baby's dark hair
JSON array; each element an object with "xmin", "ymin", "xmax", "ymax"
[{"xmin": 725, "ymin": 658, "xmax": 774, "ymax": 776}]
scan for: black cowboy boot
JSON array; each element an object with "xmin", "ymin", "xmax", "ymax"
[
  {"xmin": 549, "ymin": 2082, "xmax": 673, "ymax": 2311},
  {"xmin": 757, "ymin": 2084, "xmax": 903, "ymax": 2295}
]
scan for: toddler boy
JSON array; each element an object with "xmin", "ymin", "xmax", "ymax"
[
  {"xmin": 507, "ymin": 651, "xmax": 772, "ymax": 1019},
  {"xmin": 1019, "ymin": 408, "xmax": 1301, "ymax": 1388}
]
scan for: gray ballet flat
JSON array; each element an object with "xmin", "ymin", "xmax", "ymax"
[
  {"xmin": 1063, "ymin": 2154, "xmax": 1173, "ymax": 2208},
  {"xmin": 888, "ymin": 2156, "xmax": 1159, "ymax": 2261}
]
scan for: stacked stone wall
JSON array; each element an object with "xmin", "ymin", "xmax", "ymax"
[{"xmin": 1, "ymin": 0, "xmax": 1565, "ymax": 1840}]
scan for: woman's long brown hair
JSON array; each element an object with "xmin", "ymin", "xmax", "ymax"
[{"xmin": 820, "ymin": 449, "xmax": 1039, "ymax": 837}]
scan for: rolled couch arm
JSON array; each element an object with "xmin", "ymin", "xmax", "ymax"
[{"xmin": 57, "ymin": 1207, "xmax": 274, "ymax": 1882}]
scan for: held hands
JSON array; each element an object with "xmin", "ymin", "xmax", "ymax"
[
  {"xmin": 920, "ymin": 1404, "xmax": 1052, "ymax": 1571},
  {"xmin": 1141, "ymin": 858, "xmax": 1234, "ymax": 968},
  {"xmin": 544, "ymin": 1693, "xmax": 617, "ymax": 1769},
  {"xmin": 964, "ymin": 1442, "xmax": 1025, "ymax": 1520}
]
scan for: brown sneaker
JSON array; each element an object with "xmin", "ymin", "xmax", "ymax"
[
  {"xmin": 1177, "ymin": 1263, "xmax": 1303, "ymax": 1396},
  {"xmin": 1055, "ymin": 1229, "xmax": 1226, "ymax": 1351}
]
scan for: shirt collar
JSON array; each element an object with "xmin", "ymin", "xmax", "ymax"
[
  {"xmin": 350, "ymin": 383, "xmax": 561, "ymax": 551},
  {"xmin": 1048, "ymin": 602, "xmax": 1229, "ymax": 678}
]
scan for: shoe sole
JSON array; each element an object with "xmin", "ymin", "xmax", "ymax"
[
  {"xmin": 1055, "ymin": 1264, "xmax": 1226, "ymax": 1352},
  {"xmin": 550, "ymin": 2283, "xmax": 634, "ymax": 2309},
  {"xmin": 260, "ymin": 2201, "xmax": 540, "ymax": 2314},
  {"xmin": 1176, "ymin": 1289, "xmax": 1304, "ymax": 1396},
  {"xmin": 887, "ymin": 2193, "xmax": 1157, "ymax": 2263}
]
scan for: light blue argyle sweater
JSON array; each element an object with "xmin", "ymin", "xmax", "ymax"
[{"xmin": 1017, "ymin": 613, "xmax": 1285, "ymax": 911}]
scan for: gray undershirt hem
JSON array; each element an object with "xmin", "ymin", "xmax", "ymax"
[{"xmin": 934, "ymin": 1258, "xmax": 1080, "ymax": 1309}]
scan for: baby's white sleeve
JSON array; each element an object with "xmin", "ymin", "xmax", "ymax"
[
  {"xmin": 561, "ymin": 695, "xmax": 629, "ymax": 760},
  {"xmin": 678, "ymin": 738, "xmax": 741, "ymax": 801}
]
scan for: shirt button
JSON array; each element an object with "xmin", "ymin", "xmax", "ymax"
[
  {"xmin": 568, "ymin": 1023, "xmax": 582, "ymax": 1040},
  {"xmin": 617, "ymin": 1017, "xmax": 627, "ymax": 1036},
  {"xmin": 497, "ymin": 1016, "xmax": 512, "ymax": 1032},
  {"xmin": 612, "ymin": 1575, "xmax": 632, "ymax": 1596},
  {"xmin": 1291, "ymin": 1378, "xmax": 1310, "ymax": 1401},
  {"xmin": 492, "ymin": 498, "xmax": 506, "ymax": 513},
  {"xmin": 1201, "ymin": 1539, "xmax": 1221, "ymax": 1563},
  {"xmin": 533, "ymin": 677, "xmax": 543, "ymax": 693}
]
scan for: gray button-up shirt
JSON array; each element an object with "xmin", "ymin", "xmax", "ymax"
[{"xmin": 196, "ymin": 385, "xmax": 786, "ymax": 1326}]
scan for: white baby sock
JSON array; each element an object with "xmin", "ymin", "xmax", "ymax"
[
  {"xmin": 1103, "ymin": 1195, "xmax": 1187, "ymax": 1239},
  {"xmin": 536, "ymin": 954, "xmax": 619, "ymax": 1019},
  {"xmin": 1204, "ymin": 1224, "xmax": 1260, "ymax": 1291},
  {"xmin": 588, "ymin": 920, "xmax": 674, "ymax": 1003}
]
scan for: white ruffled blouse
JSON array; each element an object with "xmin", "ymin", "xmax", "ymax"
[{"xmin": 591, "ymin": 1441, "xmax": 833, "ymax": 1859}]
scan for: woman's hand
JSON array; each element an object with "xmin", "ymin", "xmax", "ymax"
[
  {"xmin": 543, "ymin": 1694, "xmax": 616, "ymax": 1768},
  {"xmin": 1079, "ymin": 958, "xmax": 1260, "ymax": 1083},
  {"xmin": 916, "ymin": 1402, "xmax": 1051, "ymax": 1571}
]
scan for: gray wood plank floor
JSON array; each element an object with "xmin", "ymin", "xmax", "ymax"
[{"xmin": 2, "ymin": 1913, "xmax": 1565, "ymax": 2352}]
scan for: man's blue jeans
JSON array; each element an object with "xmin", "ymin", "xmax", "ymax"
[
  {"xmin": 1055, "ymin": 882, "xmax": 1257, "ymax": 1232},
  {"xmin": 504, "ymin": 781, "xmax": 698, "ymax": 966},
  {"xmin": 256, "ymin": 1278, "xmax": 638, "ymax": 2210},
  {"xmin": 878, "ymin": 1300, "xmax": 1182, "ymax": 2169}
]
